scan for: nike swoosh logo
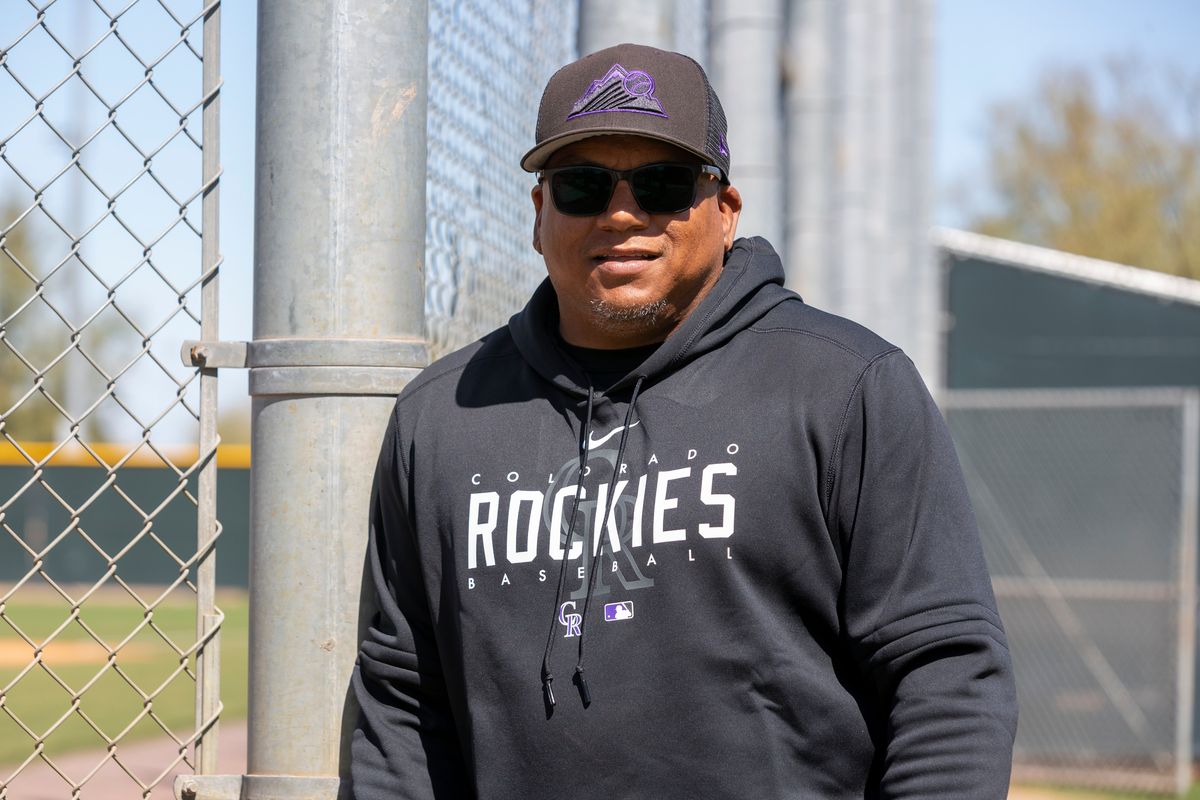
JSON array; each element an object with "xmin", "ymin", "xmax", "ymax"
[{"xmin": 587, "ymin": 421, "xmax": 641, "ymax": 450}]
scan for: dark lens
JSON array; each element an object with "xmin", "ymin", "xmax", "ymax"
[
  {"xmin": 630, "ymin": 164, "xmax": 697, "ymax": 214},
  {"xmin": 550, "ymin": 167, "xmax": 616, "ymax": 215}
]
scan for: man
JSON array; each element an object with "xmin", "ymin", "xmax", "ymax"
[{"xmin": 353, "ymin": 43, "xmax": 1017, "ymax": 799}]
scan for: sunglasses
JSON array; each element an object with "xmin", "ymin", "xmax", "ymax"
[{"xmin": 538, "ymin": 162, "xmax": 724, "ymax": 216}]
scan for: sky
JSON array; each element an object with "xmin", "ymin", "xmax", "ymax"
[
  {"xmin": 1, "ymin": 2, "xmax": 217, "ymax": 444},
  {"xmin": 5, "ymin": 2, "xmax": 1196, "ymax": 440}
]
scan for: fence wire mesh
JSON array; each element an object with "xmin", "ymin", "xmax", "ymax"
[
  {"xmin": 945, "ymin": 389, "xmax": 1198, "ymax": 796},
  {"xmin": 424, "ymin": 0, "xmax": 577, "ymax": 358},
  {"xmin": 0, "ymin": 0, "xmax": 220, "ymax": 797}
]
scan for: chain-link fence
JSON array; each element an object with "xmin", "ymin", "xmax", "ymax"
[
  {"xmin": 945, "ymin": 389, "xmax": 1199, "ymax": 796},
  {"xmin": 424, "ymin": 0, "xmax": 577, "ymax": 359},
  {"xmin": 0, "ymin": 0, "xmax": 220, "ymax": 797}
]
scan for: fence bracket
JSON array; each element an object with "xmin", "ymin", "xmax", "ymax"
[
  {"xmin": 182, "ymin": 337, "xmax": 429, "ymax": 396},
  {"xmin": 182, "ymin": 337, "xmax": 427, "ymax": 370},
  {"xmin": 174, "ymin": 774, "xmax": 241, "ymax": 800},
  {"xmin": 182, "ymin": 340, "xmax": 249, "ymax": 369},
  {"xmin": 175, "ymin": 773, "xmax": 343, "ymax": 800}
]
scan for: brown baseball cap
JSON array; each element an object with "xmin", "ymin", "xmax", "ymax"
[{"xmin": 521, "ymin": 43, "xmax": 731, "ymax": 181}]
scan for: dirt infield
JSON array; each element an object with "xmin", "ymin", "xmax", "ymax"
[
  {"xmin": 0, "ymin": 638, "xmax": 153, "ymax": 667},
  {"xmin": 1008, "ymin": 787, "xmax": 1137, "ymax": 800},
  {"xmin": 4, "ymin": 719, "xmax": 247, "ymax": 799}
]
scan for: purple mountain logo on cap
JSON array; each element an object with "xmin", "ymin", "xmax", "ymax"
[{"xmin": 567, "ymin": 63, "xmax": 668, "ymax": 120}]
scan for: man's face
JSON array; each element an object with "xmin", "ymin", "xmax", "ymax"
[{"xmin": 531, "ymin": 135, "xmax": 742, "ymax": 349}]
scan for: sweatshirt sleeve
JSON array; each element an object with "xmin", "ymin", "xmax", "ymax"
[
  {"xmin": 829, "ymin": 351, "xmax": 1018, "ymax": 798},
  {"xmin": 351, "ymin": 406, "xmax": 470, "ymax": 800}
]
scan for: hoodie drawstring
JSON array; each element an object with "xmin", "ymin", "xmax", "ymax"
[
  {"xmin": 540, "ymin": 387, "xmax": 595, "ymax": 716},
  {"xmin": 571, "ymin": 376, "xmax": 645, "ymax": 710},
  {"xmin": 539, "ymin": 376, "xmax": 646, "ymax": 714}
]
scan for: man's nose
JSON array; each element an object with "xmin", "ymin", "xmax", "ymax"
[{"xmin": 598, "ymin": 178, "xmax": 649, "ymax": 229}]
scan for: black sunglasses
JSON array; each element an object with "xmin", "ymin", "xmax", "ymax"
[{"xmin": 538, "ymin": 162, "xmax": 724, "ymax": 216}]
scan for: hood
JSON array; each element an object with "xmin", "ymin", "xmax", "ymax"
[{"xmin": 508, "ymin": 236, "xmax": 796, "ymax": 395}]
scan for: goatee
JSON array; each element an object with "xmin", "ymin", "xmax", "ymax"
[{"xmin": 589, "ymin": 298, "xmax": 669, "ymax": 329}]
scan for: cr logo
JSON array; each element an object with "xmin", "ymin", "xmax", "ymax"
[{"xmin": 558, "ymin": 601, "xmax": 582, "ymax": 638}]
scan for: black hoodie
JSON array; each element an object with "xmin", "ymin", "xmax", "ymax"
[{"xmin": 352, "ymin": 237, "xmax": 1017, "ymax": 799}]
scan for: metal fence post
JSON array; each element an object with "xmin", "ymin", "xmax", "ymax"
[
  {"xmin": 578, "ymin": 0, "xmax": 673, "ymax": 52},
  {"xmin": 783, "ymin": 0, "xmax": 938, "ymax": 388},
  {"xmin": 709, "ymin": 0, "xmax": 785, "ymax": 256},
  {"xmin": 246, "ymin": 2, "xmax": 429, "ymax": 798},
  {"xmin": 1177, "ymin": 391, "xmax": 1198, "ymax": 797},
  {"xmin": 195, "ymin": 0, "xmax": 224, "ymax": 779}
]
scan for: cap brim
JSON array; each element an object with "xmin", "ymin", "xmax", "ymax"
[{"xmin": 520, "ymin": 128, "xmax": 717, "ymax": 174}]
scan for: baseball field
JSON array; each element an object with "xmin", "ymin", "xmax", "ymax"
[{"xmin": 0, "ymin": 588, "xmax": 248, "ymax": 769}]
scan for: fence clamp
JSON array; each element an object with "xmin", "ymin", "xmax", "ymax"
[
  {"xmin": 181, "ymin": 338, "xmax": 428, "ymax": 370},
  {"xmin": 181, "ymin": 337, "xmax": 429, "ymax": 396},
  {"xmin": 183, "ymin": 340, "xmax": 250, "ymax": 369},
  {"xmin": 176, "ymin": 773, "xmax": 343, "ymax": 800},
  {"xmin": 175, "ymin": 774, "xmax": 241, "ymax": 800}
]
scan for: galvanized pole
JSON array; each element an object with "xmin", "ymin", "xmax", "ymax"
[
  {"xmin": 785, "ymin": 0, "xmax": 837, "ymax": 299},
  {"xmin": 708, "ymin": 0, "xmax": 785, "ymax": 254},
  {"xmin": 907, "ymin": 2, "xmax": 939, "ymax": 392},
  {"xmin": 245, "ymin": 2, "xmax": 428, "ymax": 799},
  {"xmin": 578, "ymin": 0, "xmax": 708, "ymax": 63},
  {"xmin": 1176, "ymin": 391, "xmax": 1198, "ymax": 797},
  {"xmin": 783, "ymin": 0, "xmax": 937, "ymax": 387},
  {"xmin": 838, "ymin": 0, "xmax": 870, "ymax": 331},
  {"xmin": 579, "ymin": 0, "xmax": 674, "ymax": 53}
]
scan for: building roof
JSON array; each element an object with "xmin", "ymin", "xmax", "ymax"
[{"xmin": 933, "ymin": 227, "xmax": 1200, "ymax": 307}]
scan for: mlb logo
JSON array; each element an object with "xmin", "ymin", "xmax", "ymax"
[{"xmin": 604, "ymin": 601, "xmax": 634, "ymax": 622}]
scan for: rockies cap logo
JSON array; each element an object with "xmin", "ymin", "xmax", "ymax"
[{"xmin": 567, "ymin": 63, "xmax": 668, "ymax": 120}]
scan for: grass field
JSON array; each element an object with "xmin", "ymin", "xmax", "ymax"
[
  {"xmin": 1012, "ymin": 786, "xmax": 1200, "ymax": 800},
  {"xmin": 0, "ymin": 587, "xmax": 248, "ymax": 768}
]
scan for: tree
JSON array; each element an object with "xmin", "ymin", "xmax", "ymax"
[
  {"xmin": 0, "ymin": 198, "xmax": 109, "ymax": 442},
  {"xmin": 968, "ymin": 59, "xmax": 1200, "ymax": 281},
  {"xmin": 1, "ymin": 198, "xmax": 60, "ymax": 441},
  {"xmin": 217, "ymin": 404, "xmax": 251, "ymax": 445}
]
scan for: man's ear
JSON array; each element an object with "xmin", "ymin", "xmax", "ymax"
[
  {"xmin": 718, "ymin": 183, "xmax": 742, "ymax": 251},
  {"xmin": 531, "ymin": 183, "xmax": 544, "ymax": 254}
]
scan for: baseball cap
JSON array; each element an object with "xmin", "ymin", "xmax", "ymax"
[{"xmin": 521, "ymin": 43, "xmax": 731, "ymax": 181}]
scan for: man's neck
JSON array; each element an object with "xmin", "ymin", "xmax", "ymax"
[
  {"xmin": 556, "ymin": 306, "xmax": 676, "ymax": 349},
  {"xmin": 556, "ymin": 336, "xmax": 662, "ymax": 390}
]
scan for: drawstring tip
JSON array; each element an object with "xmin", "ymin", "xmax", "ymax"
[
  {"xmin": 573, "ymin": 666, "xmax": 592, "ymax": 708},
  {"xmin": 542, "ymin": 675, "xmax": 556, "ymax": 718}
]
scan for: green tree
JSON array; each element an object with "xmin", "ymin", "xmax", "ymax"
[
  {"xmin": 217, "ymin": 403, "xmax": 251, "ymax": 445},
  {"xmin": 0, "ymin": 198, "xmax": 108, "ymax": 442},
  {"xmin": 969, "ymin": 60, "xmax": 1200, "ymax": 280},
  {"xmin": 1, "ymin": 198, "xmax": 58, "ymax": 440}
]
